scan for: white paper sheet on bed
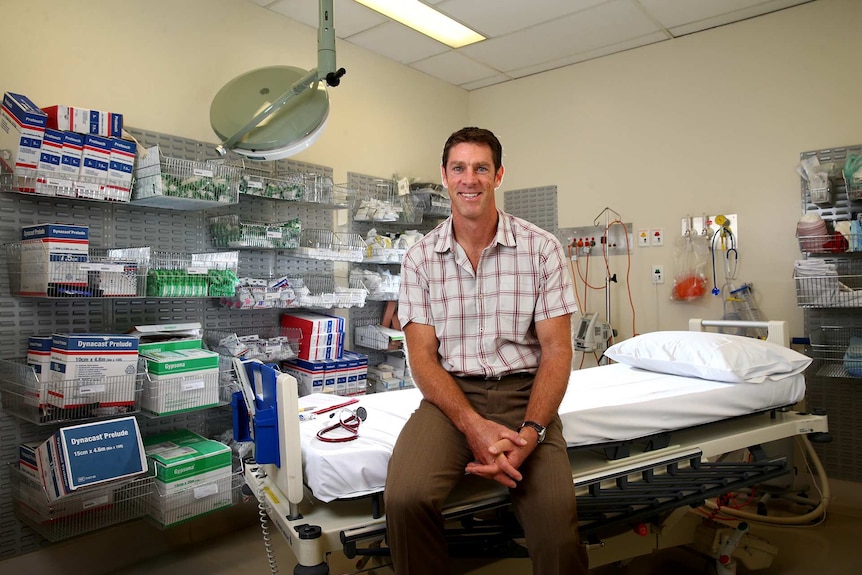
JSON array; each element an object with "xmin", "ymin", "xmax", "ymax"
[{"xmin": 297, "ymin": 363, "xmax": 805, "ymax": 502}]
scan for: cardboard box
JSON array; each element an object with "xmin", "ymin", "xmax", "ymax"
[
  {"xmin": 0, "ymin": 92, "xmax": 47, "ymax": 191},
  {"xmin": 128, "ymin": 322, "xmax": 202, "ymax": 355},
  {"xmin": 48, "ymin": 333, "xmax": 139, "ymax": 408},
  {"xmin": 144, "ymin": 429, "xmax": 232, "ymax": 495},
  {"xmin": 35, "ymin": 416, "xmax": 147, "ymax": 501},
  {"xmin": 105, "ymin": 137, "xmax": 135, "ymax": 201},
  {"xmin": 77, "ymin": 134, "xmax": 111, "ymax": 200},
  {"xmin": 19, "ymin": 223, "xmax": 90, "ymax": 296},
  {"xmin": 42, "ymin": 105, "xmax": 123, "ymax": 138},
  {"xmin": 26, "ymin": 335, "xmax": 53, "ymax": 406},
  {"xmin": 60, "ymin": 131, "xmax": 83, "ymax": 177},
  {"xmin": 282, "ymin": 357, "xmax": 326, "ymax": 396},
  {"xmin": 35, "ymin": 128, "xmax": 64, "ymax": 195}
]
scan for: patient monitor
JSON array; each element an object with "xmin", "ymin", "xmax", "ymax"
[{"xmin": 574, "ymin": 312, "xmax": 612, "ymax": 353}]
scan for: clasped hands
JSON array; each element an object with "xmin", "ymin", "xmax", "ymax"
[{"xmin": 464, "ymin": 419, "xmax": 535, "ymax": 488}]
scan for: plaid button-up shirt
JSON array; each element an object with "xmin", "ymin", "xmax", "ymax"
[{"xmin": 398, "ymin": 210, "xmax": 577, "ymax": 378}]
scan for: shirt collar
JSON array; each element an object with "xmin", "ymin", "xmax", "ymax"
[{"xmin": 435, "ymin": 210, "xmax": 515, "ymax": 253}]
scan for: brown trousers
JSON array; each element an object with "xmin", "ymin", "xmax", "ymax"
[{"xmin": 384, "ymin": 374, "xmax": 589, "ymax": 574}]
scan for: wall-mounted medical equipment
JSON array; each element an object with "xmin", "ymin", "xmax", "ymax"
[{"xmin": 574, "ymin": 312, "xmax": 612, "ymax": 353}]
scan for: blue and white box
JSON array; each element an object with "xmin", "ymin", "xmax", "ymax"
[
  {"xmin": 48, "ymin": 333, "xmax": 139, "ymax": 408},
  {"xmin": 35, "ymin": 416, "xmax": 146, "ymax": 501},
  {"xmin": 0, "ymin": 92, "xmax": 47, "ymax": 191},
  {"xmin": 60, "ymin": 131, "xmax": 83, "ymax": 177},
  {"xmin": 35, "ymin": 128, "xmax": 64, "ymax": 195},
  {"xmin": 282, "ymin": 357, "xmax": 327, "ymax": 396},
  {"xmin": 77, "ymin": 134, "xmax": 112, "ymax": 199},
  {"xmin": 19, "ymin": 223, "xmax": 90, "ymax": 296},
  {"xmin": 43, "ymin": 105, "xmax": 123, "ymax": 138},
  {"xmin": 106, "ymin": 137, "xmax": 136, "ymax": 201},
  {"xmin": 26, "ymin": 335, "xmax": 53, "ymax": 406}
]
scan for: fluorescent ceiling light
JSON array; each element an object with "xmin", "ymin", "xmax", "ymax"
[{"xmin": 354, "ymin": 0, "xmax": 485, "ymax": 48}]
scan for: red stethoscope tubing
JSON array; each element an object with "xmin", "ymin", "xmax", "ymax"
[{"xmin": 316, "ymin": 410, "xmax": 364, "ymax": 443}]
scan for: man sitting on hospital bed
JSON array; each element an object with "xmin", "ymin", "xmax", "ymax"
[{"xmin": 384, "ymin": 127, "xmax": 589, "ymax": 575}]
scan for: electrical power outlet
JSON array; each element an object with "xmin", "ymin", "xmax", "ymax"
[{"xmin": 652, "ymin": 265, "xmax": 664, "ymax": 284}]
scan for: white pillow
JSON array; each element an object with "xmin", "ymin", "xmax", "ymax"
[{"xmin": 603, "ymin": 331, "xmax": 812, "ymax": 383}]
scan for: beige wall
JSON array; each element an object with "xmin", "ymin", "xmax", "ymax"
[
  {"xmin": 0, "ymin": 0, "xmax": 467, "ymax": 184},
  {"xmin": 3, "ymin": 0, "xmax": 855, "ymax": 341},
  {"xmin": 471, "ymin": 0, "xmax": 862, "ymax": 342}
]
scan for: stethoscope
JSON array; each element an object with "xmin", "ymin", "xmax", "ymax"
[
  {"xmin": 316, "ymin": 406, "xmax": 368, "ymax": 443},
  {"xmin": 711, "ymin": 225, "xmax": 738, "ymax": 296}
]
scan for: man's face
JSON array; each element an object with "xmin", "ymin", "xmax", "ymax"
[{"xmin": 441, "ymin": 142, "xmax": 504, "ymax": 221}]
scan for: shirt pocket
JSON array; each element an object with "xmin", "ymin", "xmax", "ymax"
[{"xmin": 495, "ymin": 275, "xmax": 537, "ymax": 335}]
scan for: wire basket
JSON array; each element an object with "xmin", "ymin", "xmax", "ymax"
[
  {"xmin": 292, "ymin": 229, "xmax": 366, "ymax": 262},
  {"xmin": 9, "ymin": 464, "xmax": 153, "ymax": 542},
  {"xmin": 807, "ymin": 325, "xmax": 862, "ymax": 378},
  {"xmin": 237, "ymin": 168, "xmax": 304, "ymax": 201},
  {"xmin": 132, "ymin": 145, "xmax": 240, "ymax": 209},
  {"xmin": 794, "ymin": 263, "xmax": 862, "ymax": 308},
  {"xmin": 208, "ymin": 214, "xmax": 301, "ymax": 249},
  {"xmin": 6, "ymin": 243, "xmax": 148, "ymax": 297},
  {"xmin": 139, "ymin": 362, "xmax": 235, "ymax": 418},
  {"xmin": 0, "ymin": 170, "xmax": 133, "ymax": 202},
  {"xmin": 0, "ymin": 358, "xmax": 143, "ymax": 425},
  {"xmin": 144, "ymin": 251, "xmax": 239, "ymax": 298},
  {"xmin": 146, "ymin": 472, "xmax": 236, "ymax": 528},
  {"xmin": 204, "ymin": 326, "xmax": 302, "ymax": 363}
]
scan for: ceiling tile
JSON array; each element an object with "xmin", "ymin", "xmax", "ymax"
[
  {"xmin": 434, "ymin": 0, "xmax": 607, "ymax": 37},
  {"xmin": 507, "ymin": 31, "xmax": 668, "ymax": 79},
  {"xmin": 666, "ymin": 0, "xmax": 814, "ymax": 37},
  {"xmin": 268, "ymin": 0, "xmax": 387, "ymax": 37},
  {"xmin": 460, "ymin": 0, "xmax": 661, "ymax": 72},
  {"xmin": 638, "ymin": 0, "xmax": 810, "ymax": 29},
  {"xmin": 346, "ymin": 21, "xmax": 450, "ymax": 64},
  {"xmin": 410, "ymin": 51, "xmax": 501, "ymax": 87}
]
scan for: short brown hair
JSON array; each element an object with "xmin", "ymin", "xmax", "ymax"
[{"xmin": 441, "ymin": 127, "xmax": 503, "ymax": 173}]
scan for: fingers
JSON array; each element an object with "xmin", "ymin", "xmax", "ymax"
[
  {"xmin": 465, "ymin": 462, "xmax": 518, "ymax": 489},
  {"xmin": 465, "ymin": 453, "xmax": 523, "ymax": 485}
]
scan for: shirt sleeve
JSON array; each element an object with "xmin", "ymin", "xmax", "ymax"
[
  {"xmin": 397, "ymin": 243, "xmax": 432, "ymax": 328},
  {"xmin": 535, "ymin": 237, "xmax": 578, "ymax": 323}
]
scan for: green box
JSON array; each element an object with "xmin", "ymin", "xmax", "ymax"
[
  {"xmin": 138, "ymin": 337, "xmax": 202, "ymax": 355},
  {"xmin": 143, "ymin": 348, "xmax": 219, "ymax": 376},
  {"xmin": 144, "ymin": 429, "xmax": 231, "ymax": 495}
]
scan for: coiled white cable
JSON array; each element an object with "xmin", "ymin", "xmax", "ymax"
[{"xmin": 704, "ymin": 435, "xmax": 830, "ymax": 525}]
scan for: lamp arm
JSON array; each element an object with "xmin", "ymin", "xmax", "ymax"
[{"xmin": 216, "ymin": 0, "xmax": 345, "ymax": 156}]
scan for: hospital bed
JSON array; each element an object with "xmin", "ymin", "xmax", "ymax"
[{"xmin": 238, "ymin": 319, "xmax": 829, "ymax": 574}]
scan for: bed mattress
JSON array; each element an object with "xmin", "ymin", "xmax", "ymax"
[{"xmin": 297, "ymin": 363, "xmax": 805, "ymax": 502}]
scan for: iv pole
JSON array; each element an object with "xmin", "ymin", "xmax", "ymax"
[{"xmin": 593, "ymin": 207, "xmax": 619, "ymax": 327}]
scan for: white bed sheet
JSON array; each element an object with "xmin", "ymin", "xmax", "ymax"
[{"xmin": 297, "ymin": 364, "xmax": 805, "ymax": 502}]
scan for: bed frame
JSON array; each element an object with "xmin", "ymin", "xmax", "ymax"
[{"xmin": 240, "ymin": 319, "xmax": 828, "ymax": 574}]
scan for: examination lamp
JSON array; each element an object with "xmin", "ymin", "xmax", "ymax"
[{"xmin": 210, "ymin": 0, "xmax": 346, "ymax": 161}]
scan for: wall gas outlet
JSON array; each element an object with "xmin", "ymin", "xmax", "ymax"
[
  {"xmin": 651, "ymin": 229, "xmax": 664, "ymax": 246},
  {"xmin": 638, "ymin": 230, "xmax": 649, "ymax": 247},
  {"xmin": 652, "ymin": 265, "xmax": 664, "ymax": 284}
]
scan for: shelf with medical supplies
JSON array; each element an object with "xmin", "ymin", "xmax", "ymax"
[
  {"xmin": 9, "ymin": 462, "xmax": 155, "ymax": 542},
  {"xmin": 350, "ymin": 268, "xmax": 400, "ymax": 301},
  {"xmin": 4, "ymin": 243, "xmax": 240, "ymax": 299},
  {"xmin": 231, "ymin": 161, "xmax": 353, "ymax": 208},
  {"xmin": 208, "ymin": 214, "xmax": 302, "ymax": 250},
  {"xmin": 353, "ymin": 324, "xmax": 404, "ymax": 351},
  {"xmin": 794, "ymin": 256, "xmax": 862, "ymax": 308},
  {"xmin": 0, "ymin": 353, "xmax": 240, "ymax": 424},
  {"xmin": 220, "ymin": 273, "xmax": 367, "ymax": 310},
  {"xmin": 805, "ymin": 325, "xmax": 862, "ymax": 379},
  {"xmin": 0, "ymin": 169, "xmax": 134, "ymax": 203},
  {"xmin": 0, "ymin": 357, "xmax": 145, "ymax": 425}
]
